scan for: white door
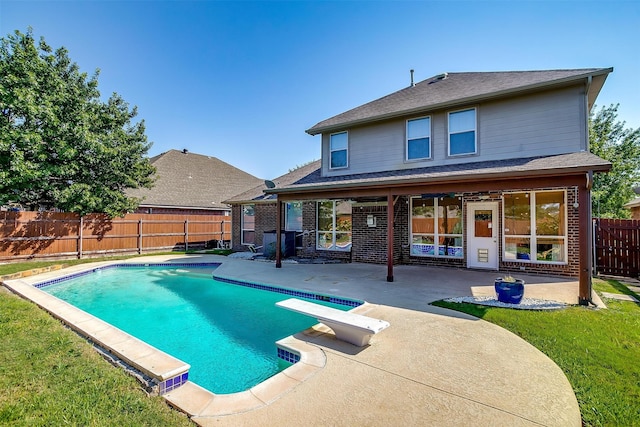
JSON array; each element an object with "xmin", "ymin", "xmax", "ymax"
[{"xmin": 466, "ymin": 202, "xmax": 499, "ymax": 270}]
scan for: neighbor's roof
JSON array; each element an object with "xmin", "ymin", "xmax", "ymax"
[
  {"xmin": 306, "ymin": 68, "xmax": 613, "ymax": 135},
  {"xmin": 265, "ymin": 152, "xmax": 611, "ymax": 195},
  {"xmin": 224, "ymin": 160, "xmax": 321, "ymax": 204},
  {"xmin": 127, "ymin": 149, "xmax": 263, "ymax": 210},
  {"xmin": 624, "ymin": 198, "xmax": 640, "ymax": 209}
]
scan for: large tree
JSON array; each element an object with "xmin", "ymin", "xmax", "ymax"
[
  {"xmin": 590, "ymin": 104, "xmax": 640, "ymax": 218},
  {"xmin": 0, "ymin": 29, "xmax": 155, "ymax": 217}
]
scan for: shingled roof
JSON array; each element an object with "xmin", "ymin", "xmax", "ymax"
[
  {"xmin": 127, "ymin": 149, "xmax": 263, "ymax": 211},
  {"xmin": 266, "ymin": 152, "xmax": 611, "ymax": 195},
  {"xmin": 225, "ymin": 160, "xmax": 321, "ymax": 204},
  {"xmin": 306, "ymin": 68, "xmax": 612, "ymax": 135}
]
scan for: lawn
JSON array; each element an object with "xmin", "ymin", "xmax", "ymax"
[
  {"xmin": 0, "ymin": 287, "xmax": 193, "ymax": 426},
  {"xmin": 433, "ymin": 278, "xmax": 640, "ymax": 426},
  {"xmin": 0, "ymin": 252, "xmax": 232, "ymax": 426}
]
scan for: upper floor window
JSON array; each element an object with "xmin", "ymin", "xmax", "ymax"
[
  {"xmin": 330, "ymin": 131, "xmax": 348, "ymax": 169},
  {"xmin": 448, "ymin": 108, "xmax": 477, "ymax": 156},
  {"xmin": 407, "ymin": 117, "xmax": 431, "ymax": 160}
]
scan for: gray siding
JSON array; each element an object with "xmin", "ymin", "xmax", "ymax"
[{"xmin": 321, "ymin": 85, "xmax": 587, "ymax": 177}]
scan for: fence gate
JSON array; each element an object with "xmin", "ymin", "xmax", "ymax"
[{"xmin": 594, "ymin": 218, "xmax": 640, "ymax": 278}]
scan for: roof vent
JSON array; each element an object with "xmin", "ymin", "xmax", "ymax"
[
  {"xmin": 410, "ymin": 69, "xmax": 415, "ymax": 87},
  {"xmin": 435, "ymin": 72, "xmax": 448, "ymax": 80}
]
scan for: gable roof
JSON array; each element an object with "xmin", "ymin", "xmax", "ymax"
[
  {"xmin": 307, "ymin": 68, "xmax": 613, "ymax": 135},
  {"xmin": 127, "ymin": 149, "xmax": 263, "ymax": 210},
  {"xmin": 225, "ymin": 160, "xmax": 321, "ymax": 204}
]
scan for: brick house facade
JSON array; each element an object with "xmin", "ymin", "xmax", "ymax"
[{"xmin": 228, "ymin": 69, "xmax": 613, "ymax": 304}]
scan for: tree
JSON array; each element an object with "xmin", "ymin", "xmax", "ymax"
[
  {"xmin": 590, "ymin": 104, "xmax": 640, "ymax": 218},
  {"xmin": 0, "ymin": 29, "xmax": 155, "ymax": 217}
]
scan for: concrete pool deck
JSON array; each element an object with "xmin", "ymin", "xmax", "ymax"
[{"xmin": 2, "ymin": 254, "xmax": 588, "ymax": 426}]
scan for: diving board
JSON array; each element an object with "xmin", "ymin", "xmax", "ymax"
[{"xmin": 276, "ymin": 298, "xmax": 390, "ymax": 347}]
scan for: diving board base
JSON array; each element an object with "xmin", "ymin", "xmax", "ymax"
[{"xmin": 276, "ymin": 298, "xmax": 390, "ymax": 347}]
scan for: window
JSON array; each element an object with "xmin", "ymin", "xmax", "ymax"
[
  {"xmin": 285, "ymin": 201, "xmax": 303, "ymax": 231},
  {"xmin": 407, "ymin": 117, "xmax": 431, "ymax": 160},
  {"xmin": 285, "ymin": 201, "xmax": 303, "ymax": 248},
  {"xmin": 503, "ymin": 191, "xmax": 566, "ymax": 263},
  {"xmin": 330, "ymin": 132, "xmax": 348, "ymax": 169},
  {"xmin": 410, "ymin": 196, "xmax": 463, "ymax": 258},
  {"xmin": 448, "ymin": 108, "xmax": 476, "ymax": 156},
  {"xmin": 317, "ymin": 200, "xmax": 352, "ymax": 251},
  {"xmin": 241, "ymin": 204, "xmax": 255, "ymax": 244}
]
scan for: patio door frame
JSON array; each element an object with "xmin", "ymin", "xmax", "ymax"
[{"xmin": 466, "ymin": 201, "xmax": 500, "ymax": 270}]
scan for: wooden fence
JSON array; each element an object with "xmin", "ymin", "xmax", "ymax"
[
  {"xmin": 0, "ymin": 211, "xmax": 231, "ymax": 261},
  {"xmin": 594, "ymin": 218, "xmax": 640, "ymax": 278}
]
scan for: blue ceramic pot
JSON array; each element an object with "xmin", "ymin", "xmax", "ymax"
[{"xmin": 494, "ymin": 278, "xmax": 525, "ymax": 304}]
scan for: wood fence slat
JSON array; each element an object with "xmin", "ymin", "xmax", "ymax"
[
  {"xmin": 594, "ymin": 218, "xmax": 640, "ymax": 277},
  {"xmin": 0, "ymin": 211, "xmax": 231, "ymax": 261}
]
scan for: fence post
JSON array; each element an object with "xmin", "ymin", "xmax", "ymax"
[
  {"xmin": 184, "ymin": 220, "xmax": 189, "ymax": 252},
  {"xmin": 138, "ymin": 218, "xmax": 143, "ymax": 254},
  {"xmin": 78, "ymin": 216, "xmax": 83, "ymax": 259}
]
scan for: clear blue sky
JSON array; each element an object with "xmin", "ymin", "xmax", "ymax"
[{"xmin": 1, "ymin": 1, "xmax": 639, "ymax": 179}]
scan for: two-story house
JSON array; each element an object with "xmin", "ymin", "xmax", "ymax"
[{"xmin": 258, "ymin": 68, "xmax": 612, "ymax": 305}]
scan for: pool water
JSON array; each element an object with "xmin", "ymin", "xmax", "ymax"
[{"xmin": 43, "ymin": 266, "xmax": 350, "ymax": 394}]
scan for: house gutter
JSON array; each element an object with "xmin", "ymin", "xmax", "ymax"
[
  {"xmin": 138, "ymin": 204, "xmax": 230, "ymax": 211},
  {"xmin": 264, "ymin": 163, "xmax": 611, "ymax": 196}
]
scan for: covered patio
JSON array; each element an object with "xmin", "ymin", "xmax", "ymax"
[{"xmin": 267, "ymin": 153, "xmax": 608, "ymax": 306}]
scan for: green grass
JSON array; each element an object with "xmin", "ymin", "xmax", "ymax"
[
  {"xmin": 433, "ymin": 278, "xmax": 640, "ymax": 426},
  {"xmin": 0, "ymin": 252, "xmax": 233, "ymax": 425},
  {"xmin": 0, "ymin": 288, "xmax": 193, "ymax": 426}
]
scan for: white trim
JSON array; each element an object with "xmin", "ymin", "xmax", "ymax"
[
  {"xmin": 406, "ymin": 116, "xmax": 432, "ymax": 161},
  {"xmin": 447, "ymin": 107, "xmax": 477, "ymax": 157}
]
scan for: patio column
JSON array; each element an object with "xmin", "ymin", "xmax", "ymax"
[
  {"xmin": 387, "ymin": 194, "xmax": 394, "ymax": 282},
  {"xmin": 578, "ymin": 173, "xmax": 593, "ymax": 305},
  {"xmin": 276, "ymin": 200, "xmax": 282, "ymax": 268}
]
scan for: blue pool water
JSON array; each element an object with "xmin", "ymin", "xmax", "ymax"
[{"xmin": 42, "ymin": 265, "xmax": 353, "ymax": 394}]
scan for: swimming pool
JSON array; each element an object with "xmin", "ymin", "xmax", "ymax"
[{"xmin": 39, "ymin": 263, "xmax": 360, "ymax": 394}]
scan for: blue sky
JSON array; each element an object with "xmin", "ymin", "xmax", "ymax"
[{"xmin": 1, "ymin": 1, "xmax": 639, "ymax": 179}]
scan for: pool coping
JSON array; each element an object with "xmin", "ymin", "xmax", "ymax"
[{"xmin": 1, "ymin": 259, "xmax": 368, "ymax": 417}]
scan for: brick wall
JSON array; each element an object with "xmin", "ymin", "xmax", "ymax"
[
  {"xmin": 352, "ymin": 205, "xmax": 388, "ymax": 263},
  {"xmin": 232, "ymin": 186, "xmax": 581, "ymax": 277},
  {"xmin": 230, "ymin": 203, "xmax": 280, "ymax": 251}
]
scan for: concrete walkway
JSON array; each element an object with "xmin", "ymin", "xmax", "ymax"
[
  {"xmin": 5, "ymin": 255, "xmax": 584, "ymax": 425},
  {"xmin": 177, "ymin": 255, "xmax": 581, "ymax": 425}
]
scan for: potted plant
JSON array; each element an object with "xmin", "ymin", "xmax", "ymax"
[{"xmin": 494, "ymin": 275, "xmax": 525, "ymax": 304}]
